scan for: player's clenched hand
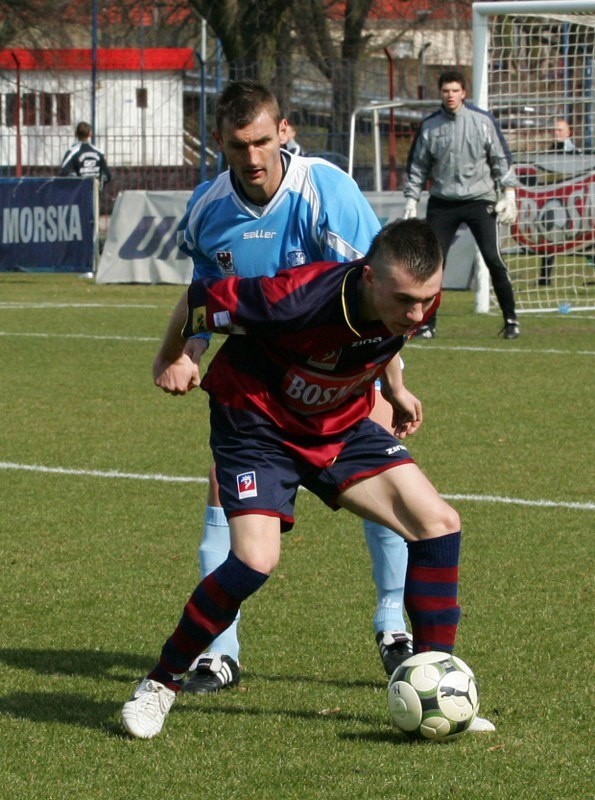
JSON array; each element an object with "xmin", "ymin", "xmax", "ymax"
[
  {"xmin": 389, "ymin": 387, "xmax": 423, "ymax": 439},
  {"xmin": 153, "ymin": 353, "xmax": 200, "ymax": 395}
]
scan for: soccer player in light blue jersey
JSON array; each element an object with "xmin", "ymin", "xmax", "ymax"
[{"xmin": 153, "ymin": 80, "xmax": 414, "ymax": 693}]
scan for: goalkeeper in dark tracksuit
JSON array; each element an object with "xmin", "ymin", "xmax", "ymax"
[{"xmin": 403, "ymin": 70, "xmax": 520, "ymax": 340}]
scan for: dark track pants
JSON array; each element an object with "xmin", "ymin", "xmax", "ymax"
[{"xmin": 426, "ymin": 197, "xmax": 517, "ymax": 327}]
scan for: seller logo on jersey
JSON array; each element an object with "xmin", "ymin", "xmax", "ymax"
[
  {"xmin": 237, "ymin": 471, "xmax": 258, "ymax": 499},
  {"xmin": 287, "ymin": 250, "xmax": 307, "ymax": 267},
  {"xmin": 216, "ymin": 250, "xmax": 235, "ymax": 275}
]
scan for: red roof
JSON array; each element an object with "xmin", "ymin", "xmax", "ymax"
[
  {"xmin": 335, "ymin": 0, "xmax": 472, "ymax": 23},
  {"xmin": 0, "ymin": 48, "xmax": 195, "ymax": 71}
]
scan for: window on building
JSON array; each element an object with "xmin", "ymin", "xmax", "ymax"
[
  {"xmin": 41, "ymin": 92, "xmax": 53, "ymax": 126},
  {"xmin": 2, "ymin": 92, "xmax": 72, "ymax": 128},
  {"xmin": 5, "ymin": 93, "xmax": 18, "ymax": 127},
  {"xmin": 136, "ymin": 87, "xmax": 148, "ymax": 109},
  {"xmin": 23, "ymin": 93, "xmax": 36, "ymax": 126},
  {"xmin": 56, "ymin": 93, "xmax": 71, "ymax": 126}
]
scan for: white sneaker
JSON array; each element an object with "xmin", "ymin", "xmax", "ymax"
[
  {"xmin": 467, "ymin": 715, "xmax": 496, "ymax": 733},
  {"xmin": 122, "ymin": 678, "xmax": 177, "ymax": 739}
]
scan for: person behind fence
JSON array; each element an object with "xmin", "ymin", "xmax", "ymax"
[
  {"xmin": 281, "ymin": 119, "xmax": 303, "ymax": 155},
  {"xmin": 154, "ymin": 79, "xmax": 413, "ymax": 698},
  {"xmin": 403, "ymin": 69, "xmax": 521, "ymax": 340},
  {"xmin": 538, "ymin": 118, "xmax": 580, "ymax": 286},
  {"xmin": 59, "ymin": 121, "xmax": 111, "ymax": 188},
  {"xmin": 121, "ymin": 217, "xmax": 496, "ymax": 739},
  {"xmin": 550, "ymin": 118, "xmax": 579, "ymax": 155}
]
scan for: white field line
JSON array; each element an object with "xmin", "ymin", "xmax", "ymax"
[
  {"xmin": 0, "ymin": 331, "xmax": 160, "ymax": 342},
  {"xmin": 0, "ymin": 461, "xmax": 593, "ymax": 511},
  {"xmin": 0, "ymin": 461, "xmax": 204, "ymax": 483},
  {"xmin": 406, "ymin": 343, "xmax": 595, "ymax": 356},
  {"xmin": 0, "ymin": 302, "xmax": 163, "ymax": 309},
  {"xmin": 1, "ymin": 301, "xmax": 594, "ymax": 318},
  {"xmin": 1, "ymin": 329, "xmax": 594, "ymax": 356}
]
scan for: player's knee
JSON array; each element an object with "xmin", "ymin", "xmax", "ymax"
[
  {"xmin": 236, "ymin": 550, "xmax": 280, "ymax": 576},
  {"xmin": 442, "ymin": 504, "xmax": 461, "ymax": 534},
  {"xmin": 414, "ymin": 501, "xmax": 460, "ymax": 539},
  {"xmin": 430, "ymin": 502, "xmax": 460, "ymax": 536}
]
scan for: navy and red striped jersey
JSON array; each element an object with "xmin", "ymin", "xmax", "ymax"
[{"xmin": 184, "ymin": 259, "xmax": 436, "ymax": 465}]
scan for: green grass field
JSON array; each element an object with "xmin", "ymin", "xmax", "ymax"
[{"xmin": 1, "ymin": 274, "xmax": 593, "ymax": 800}]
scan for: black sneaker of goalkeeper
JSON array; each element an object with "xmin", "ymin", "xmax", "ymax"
[
  {"xmin": 500, "ymin": 320, "xmax": 520, "ymax": 339},
  {"xmin": 413, "ymin": 324, "xmax": 436, "ymax": 339}
]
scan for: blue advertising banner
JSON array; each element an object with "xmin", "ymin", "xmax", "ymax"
[{"xmin": 0, "ymin": 177, "xmax": 96, "ymax": 272}]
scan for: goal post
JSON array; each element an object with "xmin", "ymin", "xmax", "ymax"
[{"xmin": 473, "ymin": 0, "xmax": 595, "ymax": 314}]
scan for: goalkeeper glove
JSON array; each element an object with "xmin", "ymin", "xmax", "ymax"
[
  {"xmin": 495, "ymin": 188, "xmax": 518, "ymax": 225},
  {"xmin": 403, "ymin": 198, "xmax": 418, "ymax": 219}
]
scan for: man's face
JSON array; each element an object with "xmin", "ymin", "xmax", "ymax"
[
  {"xmin": 554, "ymin": 120, "xmax": 571, "ymax": 142},
  {"xmin": 440, "ymin": 81, "xmax": 466, "ymax": 113},
  {"xmin": 214, "ymin": 110, "xmax": 288, "ymax": 203},
  {"xmin": 364, "ymin": 262, "xmax": 442, "ymax": 336}
]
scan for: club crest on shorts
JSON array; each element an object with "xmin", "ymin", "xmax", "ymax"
[{"xmin": 237, "ymin": 470, "xmax": 257, "ymax": 499}]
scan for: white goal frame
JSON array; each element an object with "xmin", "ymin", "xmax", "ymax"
[{"xmin": 473, "ymin": 1, "xmax": 595, "ymax": 314}]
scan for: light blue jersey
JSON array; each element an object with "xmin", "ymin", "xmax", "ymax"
[{"xmin": 178, "ymin": 153, "xmax": 381, "ymax": 279}]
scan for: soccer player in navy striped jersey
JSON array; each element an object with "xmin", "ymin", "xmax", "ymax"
[
  {"xmin": 155, "ymin": 80, "xmax": 413, "ymax": 694},
  {"xmin": 122, "ymin": 218, "xmax": 496, "ymax": 739}
]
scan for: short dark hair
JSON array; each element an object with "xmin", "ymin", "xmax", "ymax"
[
  {"xmin": 215, "ymin": 80, "xmax": 281, "ymax": 132},
  {"xmin": 366, "ymin": 218, "xmax": 442, "ymax": 282},
  {"xmin": 438, "ymin": 70, "xmax": 467, "ymax": 91},
  {"xmin": 75, "ymin": 121, "xmax": 92, "ymax": 140}
]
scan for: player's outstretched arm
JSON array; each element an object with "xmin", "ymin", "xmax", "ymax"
[{"xmin": 152, "ymin": 292, "xmax": 200, "ymax": 395}]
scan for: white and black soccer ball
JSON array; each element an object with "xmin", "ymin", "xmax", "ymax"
[{"xmin": 387, "ymin": 651, "xmax": 479, "ymax": 741}]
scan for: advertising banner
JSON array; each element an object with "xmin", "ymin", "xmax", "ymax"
[
  {"xmin": 514, "ymin": 160, "xmax": 595, "ymax": 256},
  {"xmin": 96, "ymin": 190, "xmax": 476, "ymax": 288},
  {"xmin": 96, "ymin": 190, "xmax": 192, "ymax": 284},
  {"xmin": 0, "ymin": 177, "xmax": 95, "ymax": 272}
]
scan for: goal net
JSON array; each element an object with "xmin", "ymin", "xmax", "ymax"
[{"xmin": 473, "ymin": 0, "xmax": 595, "ymax": 314}]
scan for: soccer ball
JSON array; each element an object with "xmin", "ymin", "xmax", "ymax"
[{"xmin": 387, "ymin": 651, "xmax": 479, "ymax": 741}]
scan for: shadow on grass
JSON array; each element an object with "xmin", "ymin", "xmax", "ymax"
[
  {"xmin": 0, "ymin": 648, "xmax": 392, "ymax": 736},
  {"xmin": 0, "ymin": 647, "xmax": 386, "ymax": 690},
  {"xmin": 0, "ymin": 691, "xmax": 126, "ymax": 735},
  {"xmin": 245, "ymin": 669, "xmax": 385, "ymax": 691},
  {"xmin": 0, "ymin": 647, "xmax": 390, "ymax": 734},
  {"xmin": 0, "ymin": 688, "xmax": 386, "ymax": 735},
  {"xmin": 176, "ymin": 700, "xmax": 382, "ymax": 728},
  {"xmin": 0, "ymin": 647, "xmax": 152, "ymax": 683},
  {"xmin": 339, "ymin": 729, "xmax": 456, "ymax": 746}
]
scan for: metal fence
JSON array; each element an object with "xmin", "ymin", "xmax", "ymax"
[{"xmin": 0, "ymin": 49, "xmax": 442, "ymax": 214}]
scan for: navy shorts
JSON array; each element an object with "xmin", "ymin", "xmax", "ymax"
[{"xmin": 210, "ymin": 407, "xmax": 414, "ymax": 532}]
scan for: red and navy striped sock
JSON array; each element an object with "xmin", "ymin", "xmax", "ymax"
[
  {"xmin": 405, "ymin": 531, "xmax": 461, "ymax": 654},
  {"xmin": 148, "ymin": 551, "xmax": 269, "ymax": 691}
]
